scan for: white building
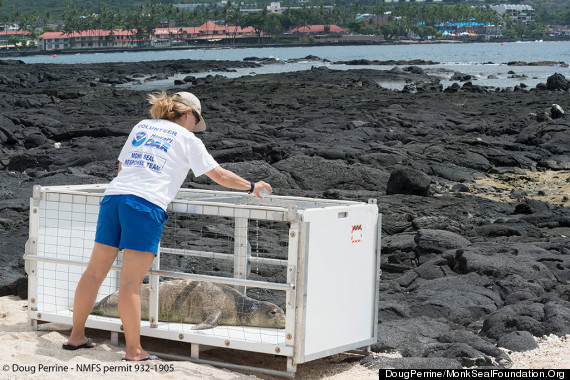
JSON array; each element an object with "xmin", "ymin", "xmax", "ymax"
[
  {"xmin": 173, "ymin": 4, "xmax": 201, "ymax": 11},
  {"xmin": 173, "ymin": 2, "xmax": 227, "ymax": 10},
  {"xmin": 383, "ymin": 0, "xmax": 442, "ymax": 2},
  {"xmin": 240, "ymin": 2, "xmax": 332, "ymax": 15},
  {"xmin": 38, "ymin": 30, "xmax": 142, "ymax": 50},
  {"xmin": 490, "ymin": 4, "xmax": 535, "ymax": 25}
]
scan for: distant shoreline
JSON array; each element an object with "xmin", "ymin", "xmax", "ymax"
[
  {"xmin": 2, "ymin": 36, "xmax": 569, "ymax": 59},
  {"xmin": 2, "ymin": 39, "xmax": 460, "ymax": 58}
]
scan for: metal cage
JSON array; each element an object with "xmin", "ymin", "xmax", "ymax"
[{"xmin": 24, "ymin": 184, "xmax": 381, "ymax": 377}]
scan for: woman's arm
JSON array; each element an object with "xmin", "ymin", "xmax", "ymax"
[{"xmin": 205, "ymin": 166, "xmax": 272, "ymax": 198}]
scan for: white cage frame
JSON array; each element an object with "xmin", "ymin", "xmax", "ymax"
[{"xmin": 24, "ymin": 184, "xmax": 381, "ymax": 377}]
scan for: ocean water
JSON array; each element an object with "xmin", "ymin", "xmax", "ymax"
[{"xmin": 3, "ymin": 41, "xmax": 570, "ymax": 89}]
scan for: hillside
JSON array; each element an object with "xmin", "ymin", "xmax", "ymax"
[
  {"xmin": 3, "ymin": 0, "xmax": 568, "ymax": 19},
  {"xmin": 2, "ymin": 0, "xmax": 176, "ymax": 16}
]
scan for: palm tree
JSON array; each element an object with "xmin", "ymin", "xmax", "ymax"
[
  {"xmin": 62, "ymin": 1, "xmax": 79, "ymax": 38},
  {"xmin": 31, "ymin": 9, "xmax": 39, "ymax": 29},
  {"xmin": 0, "ymin": 0, "xmax": 7, "ymax": 53},
  {"xmin": 293, "ymin": 7, "xmax": 310, "ymax": 32},
  {"xmin": 75, "ymin": 7, "xmax": 93, "ymax": 46},
  {"xmin": 133, "ymin": 2, "xmax": 155, "ymax": 47},
  {"xmin": 121, "ymin": 9, "xmax": 137, "ymax": 47},
  {"xmin": 100, "ymin": 5, "xmax": 117, "ymax": 47},
  {"xmin": 501, "ymin": 11, "xmax": 513, "ymax": 30},
  {"xmin": 20, "ymin": 10, "xmax": 40, "ymax": 45},
  {"xmin": 9, "ymin": 5, "xmax": 20, "ymax": 30},
  {"xmin": 133, "ymin": 6, "xmax": 147, "ymax": 47},
  {"xmin": 393, "ymin": 4, "xmax": 416, "ymax": 33},
  {"xmin": 488, "ymin": 8, "xmax": 502, "ymax": 27},
  {"xmin": 264, "ymin": 13, "xmax": 283, "ymax": 39},
  {"xmin": 223, "ymin": 2, "xmax": 241, "ymax": 44},
  {"xmin": 240, "ymin": 10, "xmax": 267, "ymax": 43},
  {"xmin": 326, "ymin": 7, "xmax": 343, "ymax": 28},
  {"xmin": 94, "ymin": 4, "xmax": 109, "ymax": 44},
  {"xmin": 42, "ymin": 11, "xmax": 51, "ymax": 32}
]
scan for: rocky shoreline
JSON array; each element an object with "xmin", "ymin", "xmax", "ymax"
[{"xmin": 0, "ymin": 58, "xmax": 568, "ymax": 369}]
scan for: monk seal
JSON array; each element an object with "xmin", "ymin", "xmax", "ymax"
[{"xmin": 90, "ymin": 280, "xmax": 286, "ymax": 330}]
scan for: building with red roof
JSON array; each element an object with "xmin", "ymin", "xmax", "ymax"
[
  {"xmin": 285, "ymin": 24, "xmax": 350, "ymax": 42},
  {"xmin": 0, "ymin": 30, "xmax": 32, "ymax": 44},
  {"xmin": 37, "ymin": 21, "xmax": 262, "ymax": 50},
  {"xmin": 288, "ymin": 25, "xmax": 348, "ymax": 35},
  {"xmin": 37, "ymin": 22, "xmax": 347, "ymax": 51},
  {"xmin": 152, "ymin": 22, "xmax": 259, "ymax": 46},
  {"xmin": 224, "ymin": 25, "xmax": 258, "ymax": 37},
  {"xmin": 152, "ymin": 27, "xmax": 200, "ymax": 46},
  {"xmin": 38, "ymin": 29, "xmax": 143, "ymax": 51}
]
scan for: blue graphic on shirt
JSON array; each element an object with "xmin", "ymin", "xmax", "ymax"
[
  {"xmin": 144, "ymin": 134, "xmax": 172, "ymax": 153},
  {"xmin": 132, "ymin": 132, "xmax": 147, "ymax": 147}
]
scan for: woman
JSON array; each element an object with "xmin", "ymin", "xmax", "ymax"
[{"xmin": 62, "ymin": 91, "xmax": 272, "ymax": 361}]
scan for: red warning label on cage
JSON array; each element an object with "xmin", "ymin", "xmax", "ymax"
[{"xmin": 351, "ymin": 224, "xmax": 363, "ymax": 244}]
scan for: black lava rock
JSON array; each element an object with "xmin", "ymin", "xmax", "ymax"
[
  {"xmin": 546, "ymin": 73, "xmax": 569, "ymax": 91},
  {"xmin": 386, "ymin": 168, "xmax": 431, "ymax": 196},
  {"xmin": 497, "ymin": 331, "xmax": 539, "ymax": 352},
  {"xmin": 1, "ymin": 60, "xmax": 569, "ymax": 371}
]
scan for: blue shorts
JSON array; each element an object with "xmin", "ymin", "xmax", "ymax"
[{"xmin": 94, "ymin": 194, "xmax": 169, "ymax": 255}]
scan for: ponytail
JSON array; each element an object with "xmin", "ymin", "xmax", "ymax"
[{"xmin": 148, "ymin": 91, "xmax": 191, "ymax": 121}]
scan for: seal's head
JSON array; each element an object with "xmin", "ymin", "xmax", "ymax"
[{"xmin": 248, "ymin": 302, "xmax": 286, "ymax": 329}]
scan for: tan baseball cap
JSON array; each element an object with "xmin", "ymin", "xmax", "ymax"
[{"xmin": 173, "ymin": 92, "xmax": 206, "ymax": 132}]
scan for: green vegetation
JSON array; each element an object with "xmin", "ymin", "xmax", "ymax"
[
  {"xmin": 2, "ymin": 0, "xmax": 177, "ymax": 16},
  {"xmin": 0, "ymin": 0, "xmax": 566, "ymax": 44},
  {"xmin": 347, "ymin": 3, "xmax": 543, "ymax": 40},
  {"xmin": 7, "ymin": 34, "xmax": 18, "ymax": 44},
  {"xmin": 392, "ymin": 4, "xmax": 502, "ymax": 27},
  {"xmin": 0, "ymin": 0, "xmax": 353, "ymax": 41},
  {"xmin": 502, "ymin": 21, "xmax": 546, "ymax": 39},
  {"xmin": 536, "ymin": 9, "xmax": 570, "ymax": 26}
]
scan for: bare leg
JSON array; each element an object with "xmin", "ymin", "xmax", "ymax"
[
  {"xmin": 68, "ymin": 243, "xmax": 119, "ymax": 347},
  {"xmin": 119, "ymin": 249, "xmax": 156, "ymax": 361}
]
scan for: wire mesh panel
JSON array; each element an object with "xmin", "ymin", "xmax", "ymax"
[
  {"xmin": 160, "ymin": 215, "xmax": 289, "ymax": 284},
  {"xmin": 151, "ymin": 207, "xmax": 290, "ymax": 343},
  {"xmin": 34, "ymin": 193, "xmax": 121, "ymax": 314}
]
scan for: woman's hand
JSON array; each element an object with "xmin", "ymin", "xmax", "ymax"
[
  {"xmin": 205, "ymin": 166, "xmax": 272, "ymax": 198},
  {"xmin": 253, "ymin": 181, "xmax": 272, "ymax": 198}
]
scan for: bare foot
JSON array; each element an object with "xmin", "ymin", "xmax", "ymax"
[
  {"xmin": 122, "ymin": 352, "xmax": 161, "ymax": 361},
  {"xmin": 66, "ymin": 336, "xmax": 96, "ymax": 348}
]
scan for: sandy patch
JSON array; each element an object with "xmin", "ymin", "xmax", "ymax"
[
  {"xmin": 473, "ymin": 170, "xmax": 570, "ymax": 207},
  {"xmin": 506, "ymin": 335, "xmax": 570, "ymax": 369},
  {"xmin": 0, "ymin": 296, "xmax": 380, "ymax": 379}
]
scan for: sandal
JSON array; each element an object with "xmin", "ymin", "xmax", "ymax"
[
  {"xmin": 121, "ymin": 355, "xmax": 160, "ymax": 361},
  {"xmin": 62, "ymin": 338, "xmax": 96, "ymax": 351}
]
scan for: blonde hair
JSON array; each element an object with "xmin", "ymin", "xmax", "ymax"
[{"xmin": 148, "ymin": 91, "xmax": 192, "ymax": 121}]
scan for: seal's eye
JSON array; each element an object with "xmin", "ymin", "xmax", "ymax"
[{"xmin": 266, "ymin": 309, "xmax": 278, "ymax": 318}]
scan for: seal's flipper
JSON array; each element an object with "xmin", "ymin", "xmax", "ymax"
[{"xmin": 191, "ymin": 309, "xmax": 222, "ymax": 330}]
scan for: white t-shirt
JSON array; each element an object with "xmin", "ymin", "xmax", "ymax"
[{"xmin": 104, "ymin": 118, "xmax": 219, "ymax": 210}]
